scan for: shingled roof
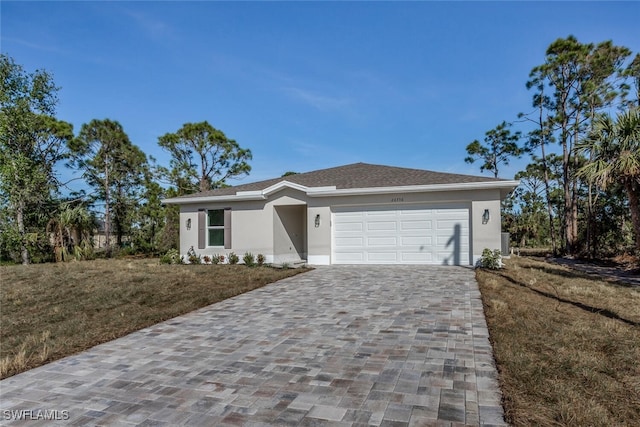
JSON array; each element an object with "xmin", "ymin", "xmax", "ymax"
[{"xmin": 166, "ymin": 163, "xmax": 512, "ymax": 201}]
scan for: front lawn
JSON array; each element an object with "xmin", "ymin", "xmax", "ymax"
[
  {"xmin": 0, "ymin": 259, "xmax": 305, "ymax": 379},
  {"xmin": 477, "ymin": 257, "xmax": 640, "ymax": 426}
]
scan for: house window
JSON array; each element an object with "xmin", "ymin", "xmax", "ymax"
[{"xmin": 208, "ymin": 209, "xmax": 225, "ymax": 246}]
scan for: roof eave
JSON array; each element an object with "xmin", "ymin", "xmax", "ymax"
[
  {"xmin": 162, "ymin": 180, "xmax": 520, "ymax": 204},
  {"xmin": 307, "ymin": 180, "xmax": 520, "ymax": 197},
  {"xmin": 162, "ymin": 194, "xmax": 267, "ymax": 204}
]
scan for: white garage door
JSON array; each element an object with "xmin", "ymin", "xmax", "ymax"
[{"xmin": 332, "ymin": 205, "xmax": 469, "ymax": 265}]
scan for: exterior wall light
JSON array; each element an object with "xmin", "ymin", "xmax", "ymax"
[
  {"xmin": 482, "ymin": 209, "xmax": 490, "ymax": 224},
  {"xmin": 315, "ymin": 214, "xmax": 321, "ymax": 228},
  {"xmin": 186, "ymin": 218, "xmax": 192, "ymax": 230}
]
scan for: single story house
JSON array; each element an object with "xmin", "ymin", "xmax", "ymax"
[{"xmin": 162, "ymin": 163, "xmax": 519, "ymax": 265}]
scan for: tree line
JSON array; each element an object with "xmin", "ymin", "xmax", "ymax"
[
  {"xmin": 3, "ymin": 35, "xmax": 639, "ymax": 264},
  {"xmin": 0, "ymin": 54, "xmax": 252, "ymax": 264},
  {"xmin": 465, "ymin": 36, "xmax": 639, "ymax": 258}
]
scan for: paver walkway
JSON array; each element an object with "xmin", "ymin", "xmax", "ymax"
[{"xmin": 0, "ymin": 266, "xmax": 506, "ymax": 426}]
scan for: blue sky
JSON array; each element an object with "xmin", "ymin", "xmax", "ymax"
[{"xmin": 2, "ymin": 1, "xmax": 639, "ymax": 192}]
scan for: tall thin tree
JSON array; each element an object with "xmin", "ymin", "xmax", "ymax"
[
  {"xmin": 465, "ymin": 121, "xmax": 522, "ymax": 178},
  {"xmin": 528, "ymin": 36, "xmax": 631, "ymax": 254},
  {"xmin": 71, "ymin": 119, "xmax": 143, "ymax": 255},
  {"xmin": 0, "ymin": 55, "xmax": 73, "ymax": 264}
]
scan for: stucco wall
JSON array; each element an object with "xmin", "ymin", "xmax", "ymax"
[
  {"xmin": 307, "ymin": 206, "xmax": 331, "ymax": 265},
  {"xmin": 273, "ymin": 205, "xmax": 306, "ymax": 263},
  {"xmin": 179, "ymin": 210, "xmax": 199, "ymax": 256},
  {"xmin": 177, "ymin": 187, "xmax": 505, "ymax": 265},
  {"xmin": 179, "ymin": 201, "xmax": 273, "ymax": 262},
  {"xmin": 178, "ymin": 189, "xmax": 310, "ymax": 263},
  {"xmin": 471, "ymin": 197, "xmax": 503, "ymax": 265}
]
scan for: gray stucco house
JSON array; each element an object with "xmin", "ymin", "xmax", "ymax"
[{"xmin": 162, "ymin": 163, "xmax": 518, "ymax": 265}]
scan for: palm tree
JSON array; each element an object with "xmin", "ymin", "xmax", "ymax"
[
  {"xmin": 47, "ymin": 205, "xmax": 95, "ymax": 261},
  {"xmin": 578, "ymin": 108, "xmax": 640, "ymax": 252}
]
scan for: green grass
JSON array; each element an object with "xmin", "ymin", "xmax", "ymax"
[
  {"xmin": 0, "ymin": 258, "xmax": 306, "ymax": 379},
  {"xmin": 477, "ymin": 257, "xmax": 640, "ymax": 426}
]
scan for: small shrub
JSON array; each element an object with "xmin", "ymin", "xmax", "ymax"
[
  {"xmin": 186, "ymin": 246, "xmax": 201, "ymax": 265},
  {"xmin": 81, "ymin": 242, "xmax": 96, "ymax": 261},
  {"xmin": 211, "ymin": 254, "xmax": 226, "ymax": 264},
  {"xmin": 281, "ymin": 262, "xmax": 290, "ymax": 269},
  {"xmin": 118, "ymin": 246, "xmax": 136, "ymax": 257},
  {"xmin": 257, "ymin": 254, "xmax": 265, "ymax": 266},
  {"xmin": 159, "ymin": 248, "xmax": 181, "ymax": 265},
  {"xmin": 478, "ymin": 248, "xmax": 502, "ymax": 270},
  {"xmin": 202, "ymin": 255, "xmax": 211, "ymax": 264},
  {"xmin": 243, "ymin": 252, "xmax": 255, "ymax": 267},
  {"xmin": 228, "ymin": 252, "xmax": 239, "ymax": 265},
  {"xmin": 73, "ymin": 246, "xmax": 84, "ymax": 261},
  {"xmin": 69, "ymin": 241, "xmax": 95, "ymax": 261}
]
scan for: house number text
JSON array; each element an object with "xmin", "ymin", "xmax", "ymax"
[{"xmin": 391, "ymin": 197, "xmax": 404, "ymax": 202}]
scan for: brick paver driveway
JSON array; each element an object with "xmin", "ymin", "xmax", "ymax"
[{"xmin": 1, "ymin": 266, "xmax": 506, "ymax": 426}]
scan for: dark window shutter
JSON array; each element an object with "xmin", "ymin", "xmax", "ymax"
[
  {"xmin": 224, "ymin": 208, "xmax": 232, "ymax": 249},
  {"xmin": 198, "ymin": 209, "xmax": 206, "ymax": 249}
]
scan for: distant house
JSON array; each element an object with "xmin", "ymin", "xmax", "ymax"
[
  {"xmin": 162, "ymin": 163, "xmax": 518, "ymax": 265},
  {"xmin": 92, "ymin": 221, "xmax": 129, "ymax": 250}
]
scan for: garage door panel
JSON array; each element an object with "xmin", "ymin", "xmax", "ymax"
[
  {"xmin": 368, "ymin": 237, "xmax": 397, "ymax": 246},
  {"xmin": 400, "ymin": 220, "xmax": 432, "ymax": 230},
  {"xmin": 367, "ymin": 252, "xmax": 398, "ymax": 262},
  {"xmin": 434, "ymin": 208, "xmax": 467, "ymax": 217},
  {"xmin": 367, "ymin": 221, "xmax": 397, "ymax": 231},
  {"xmin": 400, "ymin": 208, "xmax": 432, "ymax": 215},
  {"xmin": 436, "ymin": 219, "xmax": 468, "ymax": 229},
  {"xmin": 335, "ymin": 237, "xmax": 364, "ymax": 247},
  {"xmin": 401, "ymin": 236, "xmax": 432, "ymax": 245},
  {"xmin": 435, "ymin": 251, "xmax": 452, "ymax": 263},
  {"xmin": 366, "ymin": 210, "xmax": 395, "ymax": 216},
  {"xmin": 335, "ymin": 222, "xmax": 363, "ymax": 232},
  {"xmin": 334, "ymin": 251, "xmax": 364, "ymax": 262},
  {"xmin": 436, "ymin": 235, "xmax": 456, "ymax": 245},
  {"xmin": 436, "ymin": 251, "xmax": 469, "ymax": 265},
  {"xmin": 401, "ymin": 252, "xmax": 433, "ymax": 262},
  {"xmin": 335, "ymin": 212, "xmax": 363, "ymax": 221},
  {"xmin": 333, "ymin": 206, "xmax": 469, "ymax": 265},
  {"xmin": 435, "ymin": 232, "xmax": 468, "ymax": 239}
]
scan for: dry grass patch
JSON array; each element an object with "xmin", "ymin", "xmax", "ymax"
[
  {"xmin": 477, "ymin": 257, "xmax": 640, "ymax": 426},
  {"xmin": 0, "ymin": 259, "xmax": 305, "ymax": 379}
]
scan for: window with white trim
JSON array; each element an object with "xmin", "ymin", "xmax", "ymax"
[{"xmin": 207, "ymin": 209, "xmax": 225, "ymax": 246}]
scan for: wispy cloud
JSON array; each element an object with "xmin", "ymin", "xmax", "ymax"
[
  {"xmin": 458, "ymin": 110, "xmax": 481, "ymax": 122},
  {"xmin": 287, "ymin": 138, "xmax": 360, "ymax": 165},
  {"xmin": 1, "ymin": 37, "xmax": 67, "ymax": 55},
  {"xmin": 204, "ymin": 51, "xmax": 365, "ymax": 121},
  {"xmin": 290, "ymin": 140, "xmax": 322, "ymax": 157},
  {"xmin": 120, "ymin": 8, "xmax": 174, "ymax": 41},
  {"xmin": 282, "ymin": 87, "xmax": 351, "ymax": 112}
]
